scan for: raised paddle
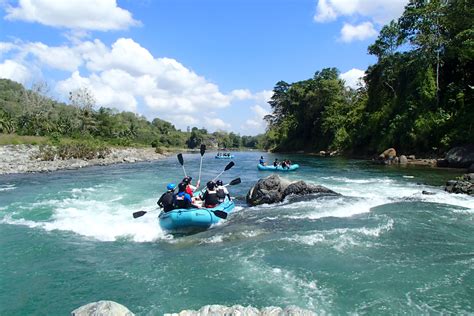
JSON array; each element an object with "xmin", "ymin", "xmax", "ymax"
[
  {"xmin": 212, "ymin": 161, "xmax": 235, "ymax": 181},
  {"xmin": 177, "ymin": 153, "xmax": 186, "ymax": 177},
  {"xmin": 198, "ymin": 144, "xmax": 206, "ymax": 187}
]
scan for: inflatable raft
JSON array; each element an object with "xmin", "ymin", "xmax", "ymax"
[
  {"xmin": 215, "ymin": 155, "xmax": 234, "ymax": 159},
  {"xmin": 257, "ymin": 163, "xmax": 300, "ymax": 171},
  {"xmin": 159, "ymin": 198, "xmax": 235, "ymax": 234}
]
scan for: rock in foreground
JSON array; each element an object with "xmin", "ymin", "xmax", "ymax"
[
  {"xmin": 165, "ymin": 304, "xmax": 316, "ymax": 316},
  {"xmin": 445, "ymin": 173, "xmax": 474, "ymax": 196},
  {"xmin": 246, "ymin": 174, "xmax": 339, "ymax": 206},
  {"xmin": 71, "ymin": 300, "xmax": 134, "ymax": 316}
]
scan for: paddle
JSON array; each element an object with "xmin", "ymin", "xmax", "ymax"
[
  {"xmin": 133, "ymin": 207, "xmax": 159, "ymax": 219},
  {"xmin": 177, "ymin": 153, "xmax": 186, "ymax": 177},
  {"xmin": 198, "ymin": 144, "xmax": 206, "ymax": 187},
  {"xmin": 212, "ymin": 161, "xmax": 235, "ymax": 181},
  {"xmin": 225, "ymin": 177, "xmax": 241, "ymax": 186}
]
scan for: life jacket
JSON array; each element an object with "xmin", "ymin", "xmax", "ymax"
[
  {"xmin": 175, "ymin": 192, "xmax": 191, "ymax": 209},
  {"xmin": 203, "ymin": 189, "xmax": 219, "ymax": 208},
  {"xmin": 216, "ymin": 188, "xmax": 226, "ymax": 202},
  {"xmin": 158, "ymin": 191, "xmax": 175, "ymax": 212}
]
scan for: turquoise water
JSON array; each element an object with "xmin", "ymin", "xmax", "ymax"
[{"xmin": 1, "ymin": 152, "xmax": 473, "ymax": 315}]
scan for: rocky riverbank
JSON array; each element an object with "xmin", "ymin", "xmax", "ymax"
[{"xmin": 0, "ymin": 144, "xmax": 168, "ymax": 175}]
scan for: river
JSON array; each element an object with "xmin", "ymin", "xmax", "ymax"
[{"xmin": 1, "ymin": 151, "xmax": 473, "ymax": 315}]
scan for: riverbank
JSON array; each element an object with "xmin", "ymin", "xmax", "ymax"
[{"xmin": 0, "ymin": 144, "xmax": 169, "ymax": 175}]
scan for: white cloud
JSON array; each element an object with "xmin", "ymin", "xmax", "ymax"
[
  {"xmin": 340, "ymin": 68, "xmax": 365, "ymax": 89},
  {"xmin": 26, "ymin": 42, "xmax": 83, "ymax": 71},
  {"xmin": 0, "ymin": 59, "xmax": 31, "ymax": 83},
  {"xmin": 314, "ymin": 0, "xmax": 408, "ymax": 25},
  {"xmin": 340, "ymin": 22, "xmax": 377, "ymax": 43},
  {"xmin": 204, "ymin": 117, "xmax": 231, "ymax": 130},
  {"xmin": 242, "ymin": 104, "xmax": 270, "ymax": 134},
  {"xmin": 230, "ymin": 89, "xmax": 253, "ymax": 100},
  {"xmin": 5, "ymin": 0, "xmax": 139, "ymax": 31}
]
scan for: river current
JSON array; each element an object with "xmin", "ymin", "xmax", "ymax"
[{"xmin": 1, "ymin": 151, "xmax": 473, "ymax": 315}]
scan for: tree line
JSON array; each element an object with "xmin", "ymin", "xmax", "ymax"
[
  {"xmin": 262, "ymin": 0, "xmax": 473, "ymax": 155},
  {"xmin": 0, "ymin": 79, "xmax": 263, "ymax": 149}
]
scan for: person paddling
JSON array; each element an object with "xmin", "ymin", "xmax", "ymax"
[
  {"xmin": 200, "ymin": 181, "xmax": 220, "ymax": 208},
  {"xmin": 259, "ymin": 156, "xmax": 266, "ymax": 166},
  {"xmin": 273, "ymin": 158, "xmax": 279, "ymax": 167},
  {"xmin": 157, "ymin": 183, "xmax": 176, "ymax": 212},
  {"xmin": 216, "ymin": 179, "xmax": 230, "ymax": 203},
  {"xmin": 174, "ymin": 182, "xmax": 194, "ymax": 209}
]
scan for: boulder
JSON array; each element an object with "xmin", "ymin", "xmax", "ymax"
[
  {"xmin": 444, "ymin": 174, "xmax": 474, "ymax": 196},
  {"xmin": 164, "ymin": 304, "xmax": 316, "ymax": 316},
  {"xmin": 379, "ymin": 148, "xmax": 397, "ymax": 160},
  {"xmin": 399, "ymin": 155, "xmax": 408, "ymax": 164},
  {"xmin": 246, "ymin": 175, "xmax": 339, "ymax": 206},
  {"xmin": 71, "ymin": 301, "xmax": 134, "ymax": 316},
  {"xmin": 445, "ymin": 144, "xmax": 474, "ymax": 168}
]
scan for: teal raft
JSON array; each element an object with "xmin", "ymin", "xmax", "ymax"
[
  {"xmin": 159, "ymin": 198, "xmax": 235, "ymax": 234},
  {"xmin": 257, "ymin": 163, "xmax": 300, "ymax": 171}
]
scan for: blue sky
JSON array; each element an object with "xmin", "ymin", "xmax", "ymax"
[{"xmin": 0, "ymin": 0, "xmax": 408, "ymax": 135}]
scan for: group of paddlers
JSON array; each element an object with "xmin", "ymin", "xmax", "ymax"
[
  {"xmin": 157, "ymin": 176, "xmax": 231, "ymax": 212},
  {"xmin": 216, "ymin": 152, "xmax": 232, "ymax": 157},
  {"xmin": 259, "ymin": 156, "xmax": 293, "ymax": 168}
]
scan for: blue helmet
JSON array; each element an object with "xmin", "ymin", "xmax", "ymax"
[{"xmin": 167, "ymin": 183, "xmax": 176, "ymax": 191}]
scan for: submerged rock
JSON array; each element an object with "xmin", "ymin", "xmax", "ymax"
[
  {"xmin": 246, "ymin": 174, "xmax": 339, "ymax": 206},
  {"xmin": 71, "ymin": 300, "xmax": 134, "ymax": 316}
]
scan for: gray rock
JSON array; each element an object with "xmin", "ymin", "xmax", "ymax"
[
  {"xmin": 399, "ymin": 155, "xmax": 408, "ymax": 164},
  {"xmin": 445, "ymin": 177, "xmax": 474, "ymax": 196},
  {"xmin": 445, "ymin": 144, "xmax": 474, "ymax": 168},
  {"xmin": 246, "ymin": 175, "xmax": 339, "ymax": 206},
  {"xmin": 71, "ymin": 300, "xmax": 134, "ymax": 316},
  {"xmin": 164, "ymin": 304, "xmax": 316, "ymax": 316}
]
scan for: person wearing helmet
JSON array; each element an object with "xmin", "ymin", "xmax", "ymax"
[
  {"xmin": 199, "ymin": 181, "xmax": 220, "ymax": 208},
  {"xmin": 157, "ymin": 183, "xmax": 176, "ymax": 212},
  {"xmin": 174, "ymin": 182, "xmax": 193, "ymax": 209},
  {"xmin": 215, "ymin": 179, "xmax": 230, "ymax": 203}
]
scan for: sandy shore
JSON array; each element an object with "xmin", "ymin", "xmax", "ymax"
[{"xmin": 0, "ymin": 144, "xmax": 169, "ymax": 175}]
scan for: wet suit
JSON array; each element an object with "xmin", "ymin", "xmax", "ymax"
[{"xmin": 157, "ymin": 191, "xmax": 175, "ymax": 212}]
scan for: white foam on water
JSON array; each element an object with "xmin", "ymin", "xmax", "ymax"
[
  {"xmin": 0, "ymin": 184, "xmax": 16, "ymax": 192},
  {"xmin": 1, "ymin": 191, "xmax": 170, "ymax": 242}
]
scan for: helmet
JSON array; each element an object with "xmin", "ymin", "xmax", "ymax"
[
  {"xmin": 182, "ymin": 176, "xmax": 192, "ymax": 184},
  {"xmin": 207, "ymin": 181, "xmax": 216, "ymax": 190},
  {"xmin": 216, "ymin": 180, "xmax": 223, "ymax": 186},
  {"xmin": 167, "ymin": 183, "xmax": 176, "ymax": 191}
]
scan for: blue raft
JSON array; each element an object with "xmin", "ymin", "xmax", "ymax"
[
  {"xmin": 215, "ymin": 155, "xmax": 234, "ymax": 159},
  {"xmin": 159, "ymin": 198, "xmax": 235, "ymax": 234},
  {"xmin": 257, "ymin": 163, "xmax": 300, "ymax": 171}
]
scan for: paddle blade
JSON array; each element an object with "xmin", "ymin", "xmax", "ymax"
[
  {"xmin": 133, "ymin": 211, "xmax": 147, "ymax": 219},
  {"xmin": 177, "ymin": 153, "xmax": 184, "ymax": 166},
  {"xmin": 229, "ymin": 177, "xmax": 241, "ymax": 185},
  {"xmin": 200, "ymin": 144, "xmax": 206, "ymax": 156},
  {"xmin": 224, "ymin": 161, "xmax": 235, "ymax": 171},
  {"xmin": 212, "ymin": 210, "xmax": 228, "ymax": 219}
]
